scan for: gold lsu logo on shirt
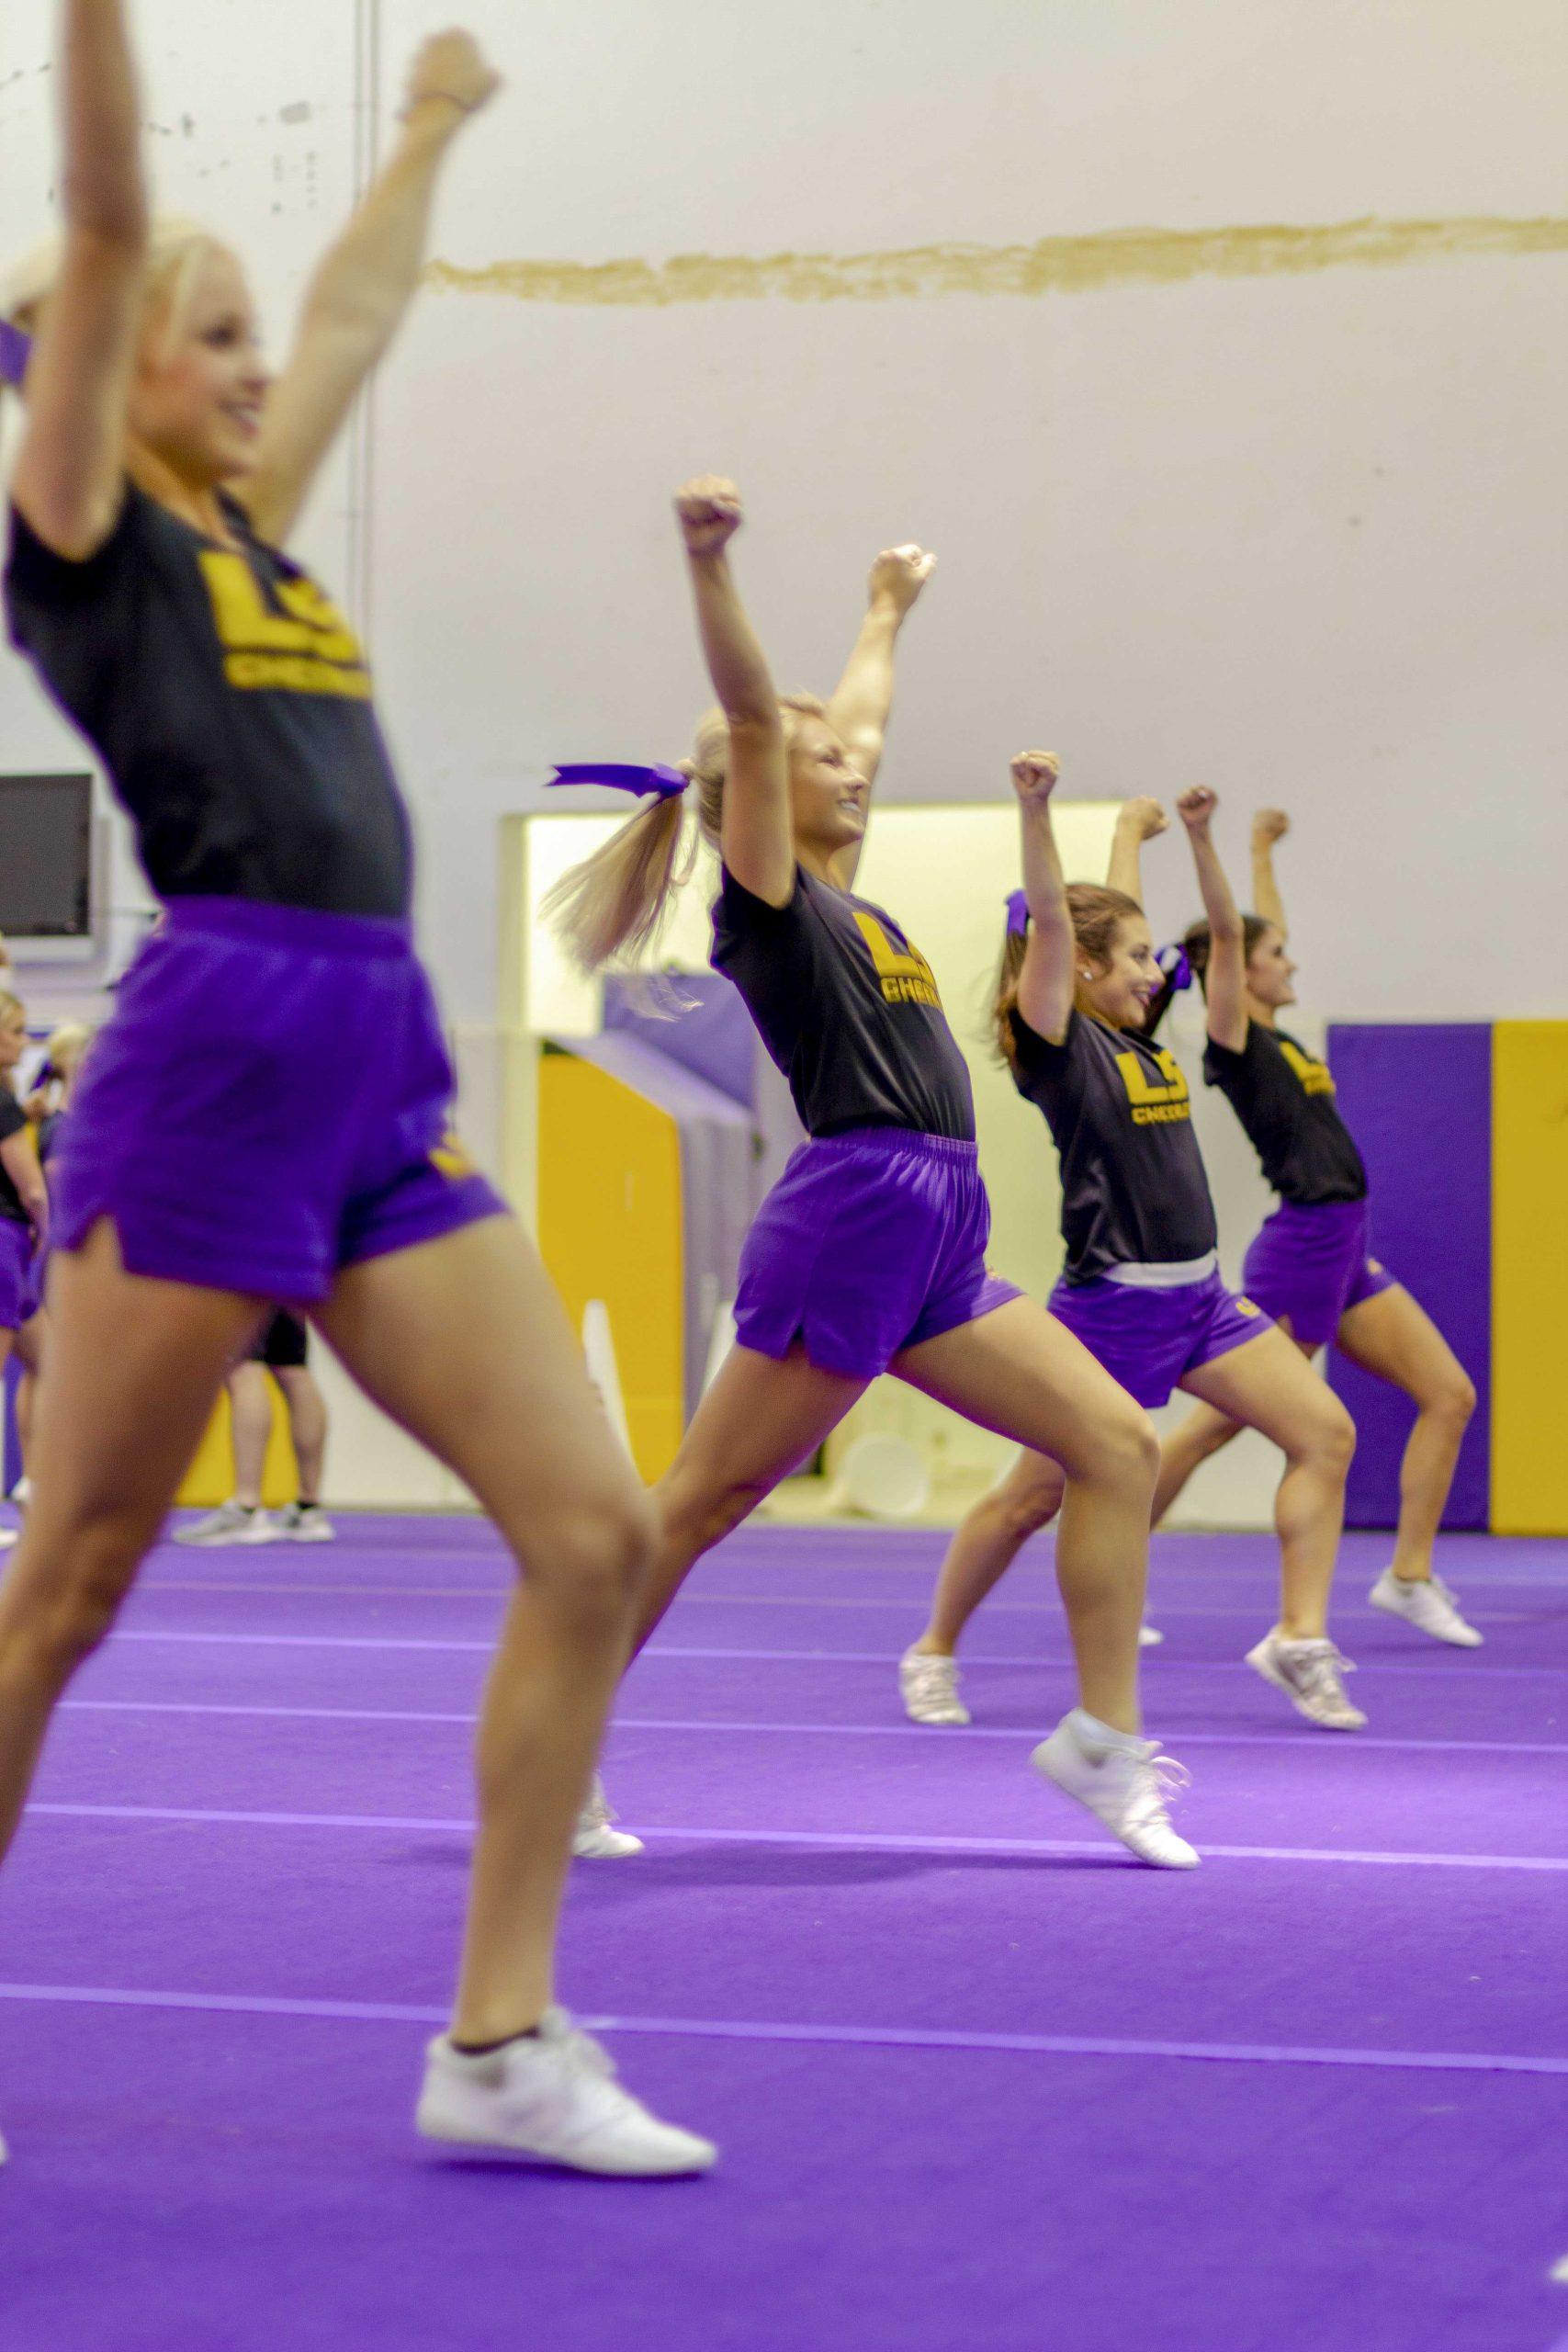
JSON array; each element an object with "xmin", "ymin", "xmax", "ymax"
[
  {"xmin": 1114, "ymin": 1046, "xmax": 1192, "ymax": 1126},
  {"xmin": 1280, "ymin": 1039, "xmax": 1337, "ymax": 1097},
  {"xmin": 198, "ymin": 550, "xmax": 373, "ymax": 700},
  {"xmin": 852, "ymin": 911, "xmax": 943, "ymax": 1010},
  {"xmin": 429, "ymin": 1133, "xmax": 477, "ymax": 1182}
]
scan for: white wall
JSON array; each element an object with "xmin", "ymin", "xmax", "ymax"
[{"xmin": 3, "ymin": 1, "xmax": 1563, "ymax": 1510}]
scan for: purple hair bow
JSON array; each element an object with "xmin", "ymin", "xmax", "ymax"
[
  {"xmin": 0, "ymin": 320, "xmax": 32, "ymax": 390},
  {"xmin": 1156, "ymin": 944, "xmax": 1193, "ymax": 991},
  {"xmin": 547, "ymin": 763, "xmax": 689, "ymax": 801},
  {"xmin": 1005, "ymin": 889, "xmax": 1031, "ymax": 939}
]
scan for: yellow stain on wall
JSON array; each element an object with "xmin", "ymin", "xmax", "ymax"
[
  {"xmin": 177, "ymin": 1385, "xmax": 300, "ymax": 1510},
  {"xmin": 1491, "ymin": 1022, "xmax": 1568, "ymax": 1536},
  {"xmin": 536, "ymin": 1049, "xmax": 685, "ymax": 1483},
  {"xmin": 427, "ymin": 214, "xmax": 1568, "ymax": 309}
]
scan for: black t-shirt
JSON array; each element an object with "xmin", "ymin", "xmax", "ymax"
[
  {"xmin": 1203, "ymin": 1023, "xmax": 1367, "ymax": 1205},
  {"xmin": 4, "ymin": 484, "xmax": 412, "ymax": 917},
  {"xmin": 711, "ymin": 865, "xmax": 975, "ymax": 1141},
  {"xmin": 1010, "ymin": 1008, "xmax": 1216, "ymax": 1282},
  {"xmin": 0, "ymin": 1094, "xmax": 34, "ymax": 1226}
]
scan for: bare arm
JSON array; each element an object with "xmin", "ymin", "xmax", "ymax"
[
  {"xmin": 1010, "ymin": 752, "xmax": 1076, "ymax": 1047},
  {"xmin": 1104, "ymin": 796, "xmax": 1169, "ymax": 905},
  {"xmin": 1, "ymin": 1130, "xmax": 49, "ymax": 1246},
  {"xmin": 675, "ymin": 479, "xmax": 793, "ymax": 907},
  {"xmin": 10, "ymin": 0, "xmax": 150, "ymax": 560},
  {"xmin": 1177, "ymin": 787, "xmax": 1247, "ymax": 1053},
  {"xmin": 243, "ymin": 33, "xmax": 501, "ymax": 545},
  {"xmin": 825, "ymin": 543, "xmax": 935, "ymax": 888},
  {"xmin": 1250, "ymin": 807, "xmax": 1290, "ymax": 937}
]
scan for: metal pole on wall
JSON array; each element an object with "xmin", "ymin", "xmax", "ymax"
[{"xmin": 344, "ymin": 0, "xmax": 382, "ymax": 636}]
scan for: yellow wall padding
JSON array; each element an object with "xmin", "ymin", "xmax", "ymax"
[
  {"xmin": 1492, "ymin": 1022, "xmax": 1568, "ymax": 1533},
  {"xmin": 536, "ymin": 1050, "xmax": 685, "ymax": 1482},
  {"xmin": 176, "ymin": 1382, "xmax": 300, "ymax": 1510}
]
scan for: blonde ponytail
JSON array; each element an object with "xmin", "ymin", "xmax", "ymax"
[
  {"xmin": 547, "ymin": 693, "xmax": 828, "ymax": 976},
  {"xmin": 546, "ymin": 788, "xmax": 695, "ymax": 976}
]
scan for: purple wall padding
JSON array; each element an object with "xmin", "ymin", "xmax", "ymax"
[
  {"xmin": 1325, "ymin": 1023, "xmax": 1491, "ymax": 1530},
  {"xmin": 604, "ymin": 974, "xmax": 756, "ymax": 1108}
]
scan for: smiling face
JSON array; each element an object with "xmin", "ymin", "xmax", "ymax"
[
  {"xmin": 1246, "ymin": 922, "xmax": 1298, "ymax": 1012},
  {"xmin": 126, "ymin": 244, "xmax": 272, "ymax": 490},
  {"xmin": 786, "ymin": 716, "xmax": 869, "ymax": 861},
  {"xmin": 1079, "ymin": 911, "xmax": 1161, "ymax": 1031}
]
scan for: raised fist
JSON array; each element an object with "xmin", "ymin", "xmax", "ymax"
[
  {"xmin": 1252, "ymin": 807, "xmax": 1290, "ymax": 847},
  {"xmin": 674, "ymin": 477, "xmax": 743, "ymax": 559},
  {"xmin": 868, "ymin": 544, "xmax": 937, "ymax": 616},
  {"xmin": 1010, "ymin": 750, "xmax": 1060, "ymax": 806},
  {"xmin": 405, "ymin": 31, "xmax": 502, "ymax": 120},
  {"xmin": 1177, "ymin": 786, "xmax": 1218, "ymax": 833},
  {"xmin": 1118, "ymin": 796, "xmax": 1168, "ymax": 842}
]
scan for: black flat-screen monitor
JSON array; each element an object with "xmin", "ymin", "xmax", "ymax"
[{"xmin": 0, "ymin": 773, "xmax": 94, "ymax": 937}]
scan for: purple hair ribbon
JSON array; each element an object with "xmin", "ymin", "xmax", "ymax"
[
  {"xmin": 0, "ymin": 320, "xmax": 32, "ymax": 390},
  {"xmin": 1005, "ymin": 888, "xmax": 1031, "ymax": 939},
  {"xmin": 1156, "ymin": 944, "xmax": 1193, "ymax": 991},
  {"xmin": 547, "ymin": 763, "xmax": 689, "ymax": 801}
]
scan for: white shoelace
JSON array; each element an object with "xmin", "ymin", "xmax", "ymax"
[
  {"xmin": 906, "ymin": 1656, "xmax": 959, "ymax": 1700},
  {"xmin": 1124, "ymin": 1751, "xmax": 1191, "ymax": 1829},
  {"xmin": 1295, "ymin": 1643, "xmax": 1357, "ymax": 1702},
  {"xmin": 541, "ymin": 2010, "xmax": 618, "ymax": 2084}
]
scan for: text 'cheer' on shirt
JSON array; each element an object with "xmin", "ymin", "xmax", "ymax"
[
  {"xmin": 1010, "ymin": 1007, "xmax": 1216, "ymax": 1282},
  {"xmin": 711, "ymin": 865, "xmax": 976, "ymax": 1141},
  {"xmin": 1203, "ymin": 1023, "xmax": 1367, "ymax": 1205},
  {"xmin": 4, "ymin": 483, "xmax": 412, "ymax": 917}
]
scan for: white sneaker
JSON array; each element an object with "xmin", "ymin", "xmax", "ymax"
[
  {"xmin": 1369, "ymin": 1567, "xmax": 1482, "ymax": 1648},
  {"xmin": 0, "ymin": 1527, "xmax": 17, "ymax": 1551},
  {"xmin": 274, "ymin": 1501, "xmax": 336, "ymax": 1544},
  {"xmin": 417, "ymin": 2009, "xmax": 716, "ymax": 2177},
  {"xmin": 899, "ymin": 1645, "xmax": 971, "ymax": 1726},
  {"xmin": 1032, "ymin": 1713, "xmax": 1200, "ymax": 1869},
  {"xmin": 1246, "ymin": 1632, "xmax": 1367, "ymax": 1729},
  {"xmin": 572, "ymin": 1773, "xmax": 644, "ymax": 1860},
  {"xmin": 175, "ymin": 1502, "xmax": 282, "ymax": 1547},
  {"xmin": 1138, "ymin": 1623, "xmax": 1164, "ymax": 1648}
]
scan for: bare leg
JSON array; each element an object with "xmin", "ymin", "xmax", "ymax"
[
  {"xmin": 0, "ymin": 1224, "xmax": 260, "ymax": 1863},
  {"xmin": 1153, "ymin": 1320, "xmax": 1314, "ymax": 1522},
  {"xmin": 274, "ymin": 1363, "xmax": 329, "ymax": 1502},
  {"xmin": 1179, "ymin": 1328, "xmax": 1355, "ymax": 1639},
  {"xmin": 12, "ymin": 1313, "xmax": 45, "ymax": 1477},
  {"xmin": 226, "ymin": 1361, "xmax": 273, "ymax": 1508},
  {"xmin": 634, "ymin": 1343, "xmax": 866, "ymax": 1654},
  {"xmin": 312, "ymin": 1217, "xmax": 653, "ymax": 2047},
  {"xmin": 915, "ymin": 1444, "xmax": 1066, "ymax": 1657},
  {"xmin": 1152, "ymin": 1401, "xmax": 1242, "ymax": 1523},
  {"xmin": 1335, "ymin": 1285, "xmax": 1476, "ymax": 1581},
  {"xmin": 898, "ymin": 1299, "xmax": 1158, "ymax": 1733}
]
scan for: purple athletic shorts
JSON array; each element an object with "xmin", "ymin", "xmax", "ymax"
[
  {"xmin": 1242, "ymin": 1197, "xmax": 1394, "ymax": 1351},
  {"xmin": 51, "ymin": 899, "xmax": 508, "ymax": 1301},
  {"xmin": 0, "ymin": 1218, "xmax": 38, "ymax": 1330},
  {"xmin": 1048, "ymin": 1267, "xmax": 1271, "ymax": 1409},
  {"xmin": 734, "ymin": 1128, "xmax": 1020, "ymax": 1380}
]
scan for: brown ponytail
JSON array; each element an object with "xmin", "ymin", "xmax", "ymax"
[
  {"xmin": 988, "ymin": 883, "xmax": 1144, "ymax": 1070},
  {"xmin": 1182, "ymin": 913, "xmax": 1271, "ymax": 993}
]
